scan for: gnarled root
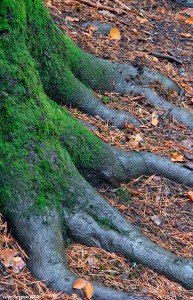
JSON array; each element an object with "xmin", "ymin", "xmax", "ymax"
[
  {"xmin": 6, "ymin": 201, "xmax": 151, "ymax": 300},
  {"xmin": 62, "ymin": 156, "xmax": 193, "ymax": 290}
]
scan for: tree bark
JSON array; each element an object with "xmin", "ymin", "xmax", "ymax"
[{"xmin": 0, "ymin": 1, "xmax": 193, "ymax": 299}]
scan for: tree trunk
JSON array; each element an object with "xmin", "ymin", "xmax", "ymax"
[{"xmin": 0, "ymin": 1, "xmax": 193, "ymax": 299}]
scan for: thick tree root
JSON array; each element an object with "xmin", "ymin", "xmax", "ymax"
[
  {"xmin": 68, "ymin": 59, "xmax": 193, "ymax": 130},
  {"xmin": 6, "ymin": 201, "xmax": 151, "ymax": 300},
  {"xmin": 23, "ymin": 2, "xmax": 193, "ymax": 130},
  {"xmin": 78, "ymin": 142, "xmax": 193, "ymax": 188},
  {"xmin": 61, "ymin": 158, "xmax": 193, "ymax": 290},
  {"xmin": 60, "ymin": 71, "xmax": 140, "ymax": 129}
]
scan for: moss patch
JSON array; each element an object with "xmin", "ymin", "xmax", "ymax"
[{"xmin": 0, "ymin": 0, "xmax": 108, "ymax": 213}]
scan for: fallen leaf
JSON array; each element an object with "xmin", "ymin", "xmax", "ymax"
[
  {"xmin": 131, "ymin": 28, "xmax": 138, "ymax": 35},
  {"xmin": 129, "ymin": 133, "xmax": 144, "ymax": 148},
  {"xmin": 109, "ymin": 28, "xmax": 121, "ymax": 40},
  {"xmin": 152, "ymin": 56, "xmax": 158, "ymax": 62},
  {"xmin": 137, "ymin": 17, "xmax": 148, "ymax": 24},
  {"xmin": 151, "ymin": 111, "xmax": 159, "ymax": 126},
  {"xmin": 65, "ymin": 16, "xmax": 79, "ymax": 22},
  {"xmin": 179, "ymin": 8, "xmax": 193, "ymax": 16},
  {"xmin": 187, "ymin": 191, "xmax": 193, "ymax": 201},
  {"xmin": 185, "ymin": 17, "xmax": 193, "ymax": 24},
  {"xmin": 125, "ymin": 121, "xmax": 139, "ymax": 132},
  {"xmin": 170, "ymin": 152, "xmax": 184, "ymax": 162},
  {"xmin": 83, "ymin": 282, "xmax": 94, "ymax": 299},
  {"xmin": 177, "ymin": 14, "xmax": 187, "ymax": 21},
  {"xmin": 180, "ymin": 32, "xmax": 191, "ymax": 38},
  {"xmin": 73, "ymin": 278, "xmax": 87, "ymax": 289},
  {"xmin": 0, "ymin": 248, "xmax": 17, "ymax": 267},
  {"xmin": 159, "ymin": 7, "xmax": 166, "ymax": 14},
  {"xmin": 87, "ymin": 257, "xmax": 99, "ymax": 269},
  {"xmin": 89, "ymin": 26, "xmax": 98, "ymax": 31},
  {"xmin": 119, "ymin": 204, "xmax": 127, "ymax": 211},
  {"xmin": 150, "ymin": 215, "xmax": 162, "ymax": 226},
  {"xmin": 12, "ymin": 256, "xmax": 25, "ymax": 272}
]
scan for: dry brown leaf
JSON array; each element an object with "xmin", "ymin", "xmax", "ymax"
[
  {"xmin": 0, "ymin": 248, "xmax": 17, "ymax": 267},
  {"xmin": 180, "ymin": 32, "xmax": 191, "ymax": 38},
  {"xmin": 12, "ymin": 256, "xmax": 25, "ymax": 272},
  {"xmin": 65, "ymin": 16, "xmax": 79, "ymax": 22},
  {"xmin": 89, "ymin": 26, "xmax": 98, "ymax": 31},
  {"xmin": 131, "ymin": 28, "xmax": 138, "ymax": 35},
  {"xmin": 185, "ymin": 17, "xmax": 193, "ymax": 24},
  {"xmin": 159, "ymin": 7, "xmax": 166, "ymax": 14},
  {"xmin": 170, "ymin": 152, "xmax": 184, "ymax": 162},
  {"xmin": 119, "ymin": 204, "xmax": 127, "ymax": 211},
  {"xmin": 150, "ymin": 215, "xmax": 162, "ymax": 226},
  {"xmin": 73, "ymin": 278, "xmax": 87, "ymax": 289},
  {"xmin": 151, "ymin": 112, "xmax": 159, "ymax": 126},
  {"xmin": 83, "ymin": 282, "xmax": 94, "ymax": 299},
  {"xmin": 137, "ymin": 17, "xmax": 148, "ymax": 24},
  {"xmin": 125, "ymin": 121, "xmax": 139, "ymax": 132},
  {"xmin": 129, "ymin": 133, "xmax": 144, "ymax": 148},
  {"xmin": 179, "ymin": 8, "xmax": 193, "ymax": 16},
  {"xmin": 187, "ymin": 191, "xmax": 193, "ymax": 201},
  {"xmin": 152, "ymin": 56, "xmax": 158, "ymax": 62},
  {"xmin": 177, "ymin": 14, "xmax": 187, "ymax": 21},
  {"xmin": 109, "ymin": 28, "xmax": 121, "ymax": 40}
]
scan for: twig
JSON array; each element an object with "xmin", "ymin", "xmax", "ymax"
[
  {"xmin": 76, "ymin": 0, "xmax": 122, "ymax": 15},
  {"xmin": 145, "ymin": 50, "xmax": 182, "ymax": 64},
  {"xmin": 113, "ymin": 0, "xmax": 131, "ymax": 11}
]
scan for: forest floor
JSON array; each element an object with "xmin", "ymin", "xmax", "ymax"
[{"xmin": 0, "ymin": 0, "xmax": 193, "ymax": 299}]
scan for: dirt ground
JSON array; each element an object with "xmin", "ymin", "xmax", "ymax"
[{"xmin": 0, "ymin": 1, "xmax": 193, "ymax": 299}]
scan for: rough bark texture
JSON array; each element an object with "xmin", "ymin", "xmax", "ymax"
[{"xmin": 1, "ymin": 1, "xmax": 193, "ymax": 299}]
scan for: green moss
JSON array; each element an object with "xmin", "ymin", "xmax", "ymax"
[
  {"xmin": 0, "ymin": 0, "xmax": 109, "ymax": 214},
  {"xmin": 88, "ymin": 211, "xmax": 119, "ymax": 232},
  {"xmin": 116, "ymin": 187, "xmax": 133, "ymax": 203}
]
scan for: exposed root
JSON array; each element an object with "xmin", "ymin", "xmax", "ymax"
[
  {"xmin": 70, "ymin": 59, "xmax": 193, "ymax": 130},
  {"xmin": 6, "ymin": 199, "xmax": 151, "ymax": 300},
  {"xmin": 79, "ymin": 141, "xmax": 193, "ymax": 188},
  {"xmin": 61, "ymin": 72, "xmax": 140, "ymax": 129},
  {"xmin": 63, "ymin": 174, "xmax": 193, "ymax": 290}
]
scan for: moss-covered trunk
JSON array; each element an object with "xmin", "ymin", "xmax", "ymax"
[{"xmin": 1, "ymin": 1, "xmax": 193, "ymax": 298}]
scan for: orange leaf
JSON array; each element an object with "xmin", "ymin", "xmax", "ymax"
[
  {"xmin": 188, "ymin": 191, "xmax": 193, "ymax": 201},
  {"xmin": 151, "ymin": 112, "xmax": 159, "ymax": 126},
  {"xmin": 185, "ymin": 17, "xmax": 193, "ymax": 24},
  {"xmin": 170, "ymin": 152, "xmax": 184, "ymax": 162},
  {"xmin": 124, "ymin": 121, "xmax": 139, "ymax": 132},
  {"xmin": 119, "ymin": 204, "xmax": 127, "ymax": 211},
  {"xmin": 83, "ymin": 282, "xmax": 94, "ymax": 299},
  {"xmin": 180, "ymin": 32, "xmax": 191, "ymax": 38},
  {"xmin": 131, "ymin": 28, "xmax": 138, "ymax": 35},
  {"xmin": 109, "ymin": 28, "xmax": 121, "ymax": 40},
  {"xmin": 0, "ymin": 248, "xmax": 17, "ymax": 268},
  {"xmin": 159, "ymin": 7, "xmax": 166, "ymax": 14},
  {"xmin": 73, "ymin": 278, "xmax": 87, "ymax": 289}
]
